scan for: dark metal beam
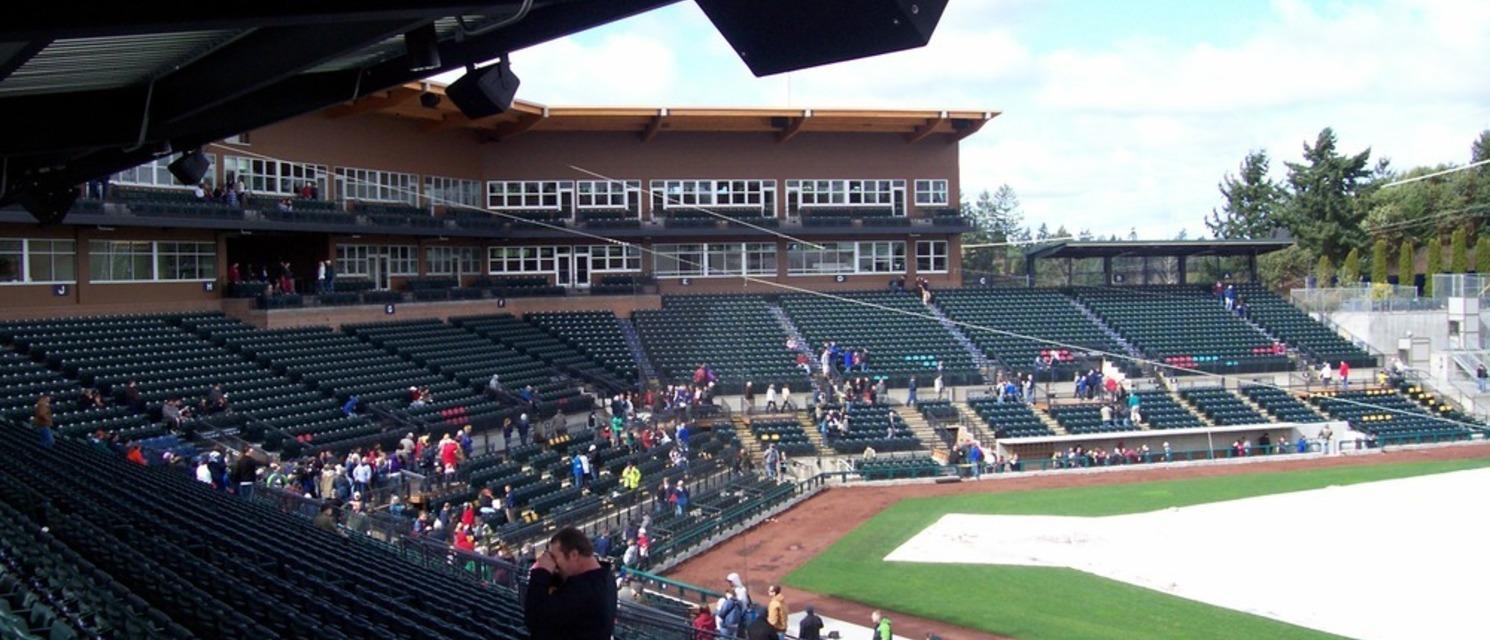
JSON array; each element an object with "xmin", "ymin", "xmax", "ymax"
[
  {"xmin": 776, "ymin": 117, "xmax": 807, "ymax": 143},
  {"xmin": 0, "ymin": 3, "xmax": 515, "ymax": 40},
  {"xmin": 640, "ymin": 115, "xmax": 666, "ymax": 143},
  {"xmin": 152, "ymin": 20, "xmax": 426, "ymax": 126},
  {"xmin": 904, "ymin": 117, "xmax": 944, "ymax": 144},
  {"xmin": 0, "ymin": 40, "xmax": 49, "ymax": 83}
]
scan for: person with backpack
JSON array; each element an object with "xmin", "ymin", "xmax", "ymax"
[
  {"xmin": 871, "ymin": 611, "xmax": 893, "ymax": 640},
  {"xmin": 716, "ymin": 590, "xmax": 745, "ymax": 638}
]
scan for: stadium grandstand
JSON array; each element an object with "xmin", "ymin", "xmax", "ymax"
[{"xmin": 0, "ymin": 3, "xmax": 1485, "ymax": 640}]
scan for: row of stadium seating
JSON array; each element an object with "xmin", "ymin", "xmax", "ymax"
[
  {"xmin": 1234, "ymin": 284, "xmax": 1376, "ymax": 367},
  {"xmin": 526, "ymin": 311, "xmax": 639, "ymax": 385},
  {"xmin": 0, "ymin": 424, "xmax": 540, "ymax": 640},
  {"xmin": 448, "ymin": 314, "xmax": 625, "ymax": 397},
  {"xmin": 935, "ymin": 288, "xmax": 1128, "ymax": 377},
  {"xmin": 1310, "ymin": 387, "xmax": 1480, "ymax": 442},
  {"xmin": 633, "ymin": 296, "xmax": 802, "ymax": 393},
  {"xmin": 1071, "ymin": 287, "xmax": 1291, "ymax": 374},
  {"xmin": 966, "ymin": 398, "xmax": 1055, "ymax": 438},
  {"xmin": 780, "ymin": 291, "xmax": 980, "ymax": 386},
  {"xmin": 747, "ymin": 418, "xmax": 816, "ymax": 457},
  {"xmin": 824, "ymin": 403, "xmax": 920, "ymax": 453},
  {"xmin": 1178, "ymin": 386, "xmax": 1270, "ymax": 425}
]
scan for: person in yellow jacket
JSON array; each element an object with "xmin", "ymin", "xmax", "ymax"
[
  {"xmin": 766, "ymin": 585, "xmax": 789, "ymax": 637},
  {"xmin": 620, "ymin": 462, "xmax": 642, "ymax": 491}
]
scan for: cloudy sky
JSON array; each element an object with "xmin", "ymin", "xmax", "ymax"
[{"xmin": 434, "ymin": 0, "xmax": 1490, "ymax": 239}]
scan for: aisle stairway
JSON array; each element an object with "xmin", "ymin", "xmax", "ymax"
[
  {"xmin": 1158, "ymin": 374, "xmax": 1217, "ymax": 427},
  {"xmin": 766, "ymin": 303, "xmax": 819, "ymax": 390},
  {"xmin": 894, "ymin": 405, "xmax": 950, "ymax": 457},
  {"xmin": 616, "ymin": 315, "xmax": 658, "ymax": 386},
  {"xmin": 1033, "ymin": 404, "xmax": 1070, "ymax": 435},
  {"xmin": 1071, "ymin": 299, "xmax": 1145, "ymax": 361},
  {"xmin": 921, "ymin": 302, "xmax": 996, "ymax": 383},
  {"xmin": 794, "ymin": 413, "xmax": 833, "ymax": 456}
]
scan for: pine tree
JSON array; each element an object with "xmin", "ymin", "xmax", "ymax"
[
  {"xmin": 1426, "ymin": 239, "xmax": 1442, "ymax": 297},
  {"xmin": 1282, "ymin": 128, "xmax": 1373, "ymax": 262},
  {"xmin": 1478, "ymin": 236, "xmax": 1490, "ymax": 274},
  {"xmin": 1398, "ymin": 239, "xmax": 1415, "ymax": 288},
  {"xmin": 1207, "ymin": 150, "xmax": 1284, "ymax": 239},
  {"xmin": 1451, "ymin": 227, "xmax": 1469, "ymax": 272},
  {"xmin": 1339, "ymin": 248, "xmax": 1361, "ymax": 284},
  {"xmin": 1315, "ymin": 255, "xmax": 1335, "ymax": 286},
  {"xmin": 1035, "ymin": 223, "xmax": 1050, "ymax": 240},
  {"xmin": 1371, "ymin": 238, "xmax": 1388, "ymax": 284}
]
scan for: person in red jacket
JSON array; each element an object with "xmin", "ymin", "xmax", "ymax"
[
  {"xmin": 691, "ymin": 603, "xmax": 717, "ymax": 640},
  {"xmin": 1339, "ymin": 361, "xmax": 1351, "ymax": 390}
]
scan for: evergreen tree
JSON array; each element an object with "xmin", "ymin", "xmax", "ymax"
[
  {"xmin": 1315, "ymin": 255, "xmax": 1335, "ymax": 286},
  {"xmin": 1398, "ymin": 239, "xmax": 1415, "ymax": 288},
  {"xmin": 1451, "ymin": 227, "xmax": 1469, "ymax": 272},
  {"xmin": 1425, "ymin": 239, "xmax": 1442, "ymax": 297},
  {"xmin": 1127, "ymin": 227, "xmax": 1138, "ymax": 241},
  {"xmin": 1478, "ymin": 236, "xmax": 1490, "ymax": 274},
  {"xmin": 1175, "ymin": 228, "xmax": 1189, "ymax": 240},
  {"xmin": 1035, "ymin": 223, "xmax": 1050, "ymax": 240},
  {"xmin": 1207, "ymin": 150, "xmax": 1284, "ymax": 239},
  {"xmin": 1282, "ymin": 128, "xmax": 1373, "ymax": 261},
  {"xmin": 1054, "ymin": 225, "xmax": 1070, "ymax": 239},
  {"xmin": 1339, "ymin": 248, "xmax": 1361, "ymax": 284},
  {"xmin": 1371, "ymin": 238, "xmax": 1388, "ymax": 284}
]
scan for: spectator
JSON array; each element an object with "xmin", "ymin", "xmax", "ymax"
[
  {"xmin": 716, "ymin": 590, "xmax": 745, "ymax": 638},
  {"xmin": 1318, "ymin": 361, "xmax": 1333, "ymax": 388},
  {"xmin": 324, "ymin": 259, "xmax": 336, "ymax": 293},
  {"xmin": 341, "ymin": 394, "xmax": 359, "ymax": 416},
  {"xmin": 317, "ymin": 259, "xmax": 328, "ymax": 294},
  {"xmin": 765, "ymin": 384, "xmax": 778, "ymax": 412},
  {"xmin": 764, "ymin": 443, "xmax": 780, "ymax": 480},
  {"xmin": 518, "ymin": 413, "xmax": 531, "ymax": 444},
  {"xmin": 934, "ymin": 373, "xmax": 945, "ymax": 400},
  {"xmin": 34, "ymin": 394, "xmax": 54, "ymax": 449},
  {"xmin": 744, "ymin": 382, "xmax": 756, "ymax": 412},
  {"xmin": 524, "ymin": 526, "xmax": 617, "ymax": 640},
  {"xmin": 692, "ymin": 604, "xmax": 717, "ymax": 640},
  {"xmin": 746, "ymin": 614, "xmax": 777, "ymax": 640},
  {"xmin": 780, "ymin": 384, "xmax": 795, "ymax": 411},
  {"xmin": 671, "ymin": 479, "xmax": 690, "ymax": 516},
  {"xmin": 313, "ymin": 504, "xmax": 339, "ymax": 533},
  {"xmin": 206, "ymin": 383, "xmax": 229, "ymax": 413},
  {"xmin": 1338, "ymin": 360, "xmax": 1351, "ymax": 390},
  {"xmin": 571, "ymin": 451, "xmax": 587, "ymax": 488},
  {"xmin": 277, "ymin": 198, "xmax": 294, "ymax": 213},
  {"xmin": 1478, "ymin": 363, "xmax": 1487, "ymax": 393},
  {"xmin": 907, "ymin": 376, "xmax": 918, "ymax": 407},
  {"xmin": 766, "ymin": 585, "xmax": 789, "ymax": 638},
  {"xmin": 798, "ymin": 605, "xmax": 824, "ymax": 640},
  {"xmin": 871, "ymin": 611, "xmax": 893, "ymax": 640}
]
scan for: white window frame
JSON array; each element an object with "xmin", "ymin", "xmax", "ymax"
[
  {"xmin": 88, "ymin": 240, "xmax": 157, "ymax": 283},
  {"xmin": 916, "ymin": 240, "xmax": 949, "ymax": 274},
  {"xmin": 744, "ymin": 242, "xmax": 778, "ymax": 276},
  {"xmin": 336, "ymin": 244, "xmax": 418, "ymax": 277},
  {"xmin": 856, "ymin": 241, "xmax": 907, "ymax": 273},
  {"xmin": 649, "ymin": 179, "xmax": 777, "ymax": 216},
  {"xmin": 0, "ymin": 239, "xmax": 77, "ymax": 285},
  {"xmin": 425, "ymin": 246, "xmax": 482, "ymax": 275},
  {"xmin": 588, "ymin": 244, "xmax": 642, "ymax": 272},
  {"xmin": 485, "ymin": 181, "xmax": 573, "ymax": 211},
  {"xmin": 652, "ymin": 244, "xmax": 707, "ymax": 278},
  {"xmin": 224, "ymin": 155, "xmax": 327, "ymax": 196},
  {"xmin": 113, "ymin": 153, "xmax": 217, "ymax": 190},
  {"xmin": 914, "ymin": 179, "xmax": 949, "ymax": 207},
  {"xmin": 423, "ymin": 175, "xmax": 482, "ymax": 209},
  {"xmin": 785, "ymin": 179, "xmax": 907, "ymax": 215},
  {"xmin": 154, "ymin": 241, "xmax": 218, "ymax": 281},
  {"xmin": 335, "ymin": 167, "xmax": 420, "ymax": 205},
  {"xmin": 487, "ymin": 246, "xmax": 559, "ymax": 274},
  {"xmin": 575, "ymin": 180, "xmax": 641, "ymax": 213}
]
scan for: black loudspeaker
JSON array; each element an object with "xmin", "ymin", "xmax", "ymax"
[
  {"xmin": 17, "ymin": 181, "xmax": 79, "ymax": 225},
  {"xmin": 696, "ymin": 0, "xmax": 947, "ymax": 77},
  {"xmin": 446, "ymin": 61, "xmax": 520, "ymax": 119},
  {"xmin": 168, "ymin": 150, "xmax": 210, "ymax": 186}
]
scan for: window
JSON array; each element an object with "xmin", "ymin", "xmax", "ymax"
[
  {"xmin": 785, "ymin": 179, "xmax": 907, "ymax": 215},
  {"xmin": 787, "ymin": 242, "xmax": 858, "ymax": 275},
  {"xmin": 649, "ymin": 179, "xmax": 776, "ymax": 215},
  {"xmin": 29, "ymin": 240, "xmax": 76, "ymax": 283},
  {"xmin": 576, "ymin": 180, "xmax": 641, "ymax": 212},
  {"xmin": 335, "ymin": 167, "xmax": 419, "ymax": 204},
  {"xmin": 914, "ymin": 179, "xmax": 949, "ymax": 206},
  {"xmin": 916, "ymin": 240, "xmax": 949, "ymax": 273},
  {"xmin": 488, "ymin": 246, "xmax": 558, "ymax": 274},
  {"xmin": 653, "ymin": 244, "xmax": 707, "ymax": 278},
  {"xmin": 222, "ymin": 132, "xmax": 251, "ymax": 145},
  {"xmin": 426, "ymin": 246, "xmax": 482, "ymax": 275},
  {"xmin": 89, "ymin": 241, "xmax": 155, "ymax": 282},
  {"xmin": 856, "ymin": 241, "xmax": 906, "ymax": 273},
  {"xmin": 0, "ymin": 240, "xmax": 20, "ymax": 283},
  {"xmin": 589, "ymin": 245, "xmax": 641, "ymax": 272},
  {"xmin": 744, "ymin": 243, "xmax": 778, "ymax": 276},
  {"xmin": 424, "ymin": 176, "xmax": 482, "ymax": 209},
  {"xmin": 114, "ymin": 153, "xmax": 217, "ymax": 189},
  {"xmin": 336, "ymin": 244, "xmax": 417, "ymax": 277},
  {"xmin": 486, "ymin": 181, "xmax": 573, "ymax": 211},
  {"xmin": 154, "ymin": 242, "xmax": 217, "ymax": 281},
  {"xmin": 223, "ymin": 156, "xmax": 328, "ymax": 196}
]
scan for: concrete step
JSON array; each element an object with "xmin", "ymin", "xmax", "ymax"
[
  {"xmin": 794, "ymin": 413, "xmax": 834, "ymax": 457},
  {"xmin": 731, "ymin": 416, "xmax": 763, "ymax": 457},
  {"xmin": 1233, "ymin": 387, "xmax": 1284, "ymax": 423},
  {"xmin": 893, "ymin": 405, "xmax": 949, "ymax": 456},
  {"xmin": 951, "ymin": 401, "xmax": 996, "ymax": 447},
  {"xmin": 1032, "ymin": 403, "xmax": 1070, "ymax": 435},
  {"xmin": 1169, "ymin": 388, "xmax": 1218, "ymax": 427}
]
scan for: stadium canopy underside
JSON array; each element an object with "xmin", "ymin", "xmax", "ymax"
[{"xmin": 1020, "ymin": 239, "xmax": 1293, "ymax": 287}]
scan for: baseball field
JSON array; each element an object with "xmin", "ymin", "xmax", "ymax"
[{"xmin": 668, "ymin": 446, "xmax": 1490, "ymax": 640}]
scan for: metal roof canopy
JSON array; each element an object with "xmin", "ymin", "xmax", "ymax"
[
  {"xmin": 0, "ymin": 1, "xmax": 683, "ymax": 217},
  {"xmin": 1023, "ymin": 239, "xmax": 1295, "ymax": 261}
]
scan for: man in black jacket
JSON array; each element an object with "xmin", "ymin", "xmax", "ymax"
[
  {"xmin": 798, "ymin": 604, "xmax": 825, "ymax": 640},
  {"xmin": 524, "ymin": 526, "xmax": 616, "ymax": 640}
]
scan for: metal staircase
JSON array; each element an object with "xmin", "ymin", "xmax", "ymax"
[
  {"xmin": 766, "ymin": 302, "xmax": 824, "ymax": 392},
  {"xmin": 615, "ymin": 315, "xmax": 659, "ymax": 386},
  {"xmin": 921, "ymin": 302, "xmax": 996, "ymax": 383}
]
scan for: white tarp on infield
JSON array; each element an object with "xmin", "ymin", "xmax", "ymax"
[{"xmin": 884, "ymin": 468, "xmax": 1490, "ymax": 640}]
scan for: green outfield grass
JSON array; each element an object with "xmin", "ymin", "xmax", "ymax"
[{"xmin": 785, "ymin": 456, "xmax": 1490, "ymax": 640}]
